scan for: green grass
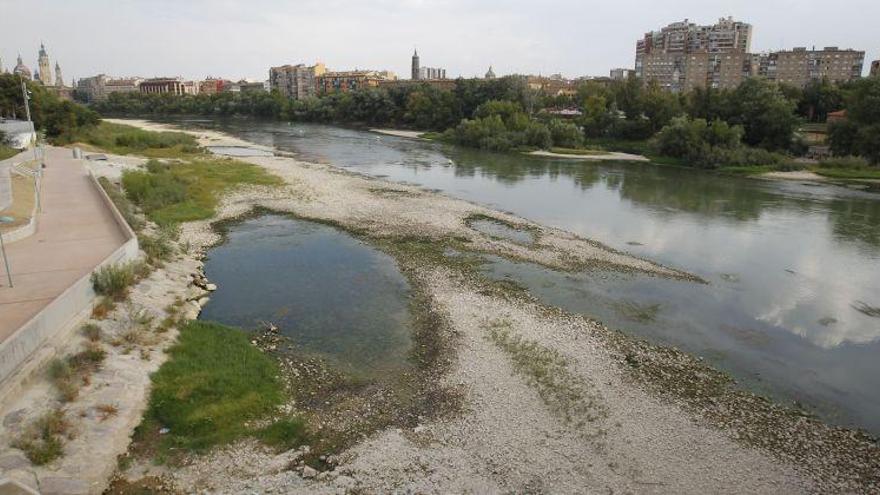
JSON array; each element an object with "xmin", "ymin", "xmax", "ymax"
[
  {"xmin": 64, "ymin": 121, "xmax": 200, "ymax": 158},
  {"xmin": 122, "ymin": 158, "xmax": 281, "ymax": 226},
  {"xmin": 0, "ymin": 145, "xmax": 19, "ymax": 160},
  {"xmin": 143, "ymin": 321, "xmax": 305, "ymax": 453},
  {"xmin": 91, "ymin": 261, "xmax": 148, "ymax": 300},
  {"xmin": 12, "ymin": 409, "xmax": 69, "ymax": 465}
]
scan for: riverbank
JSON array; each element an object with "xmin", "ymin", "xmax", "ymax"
[
  {"xmin": 93, "ymin": 119, "xmax": 880, "ymax": 494},
  {"xmin": 368, "ymin": 128, "xmax": 426, "ymax": 140}
]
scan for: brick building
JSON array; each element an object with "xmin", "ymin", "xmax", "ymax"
[{"xmin": 269, "ymin": 63, "xmax": 325, "ymax": 99}]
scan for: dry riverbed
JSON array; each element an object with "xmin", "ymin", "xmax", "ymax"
[{"xmin": 80, "ymin": 119, "xmax": 880, "ymax": 494}]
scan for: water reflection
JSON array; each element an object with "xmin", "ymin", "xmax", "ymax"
[
  {"xmin": 169, "ymin": 117, "xmax": 880, "ymax": 434},
  {"xmin": 200, "ymin": 215, "xmax": 413, "ymax": 377}
]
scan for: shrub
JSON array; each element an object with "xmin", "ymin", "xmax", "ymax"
[
  {"xmin": 548, "ymin": 119, "xmax": 584, "ymax": 149},
  {"xmin": 98, "ymin": 176, "xmax": 145, "ymax": 232},
  {"xmin": 12, "ymin": 409, "xmax": 69, "ymax": 465},
  {"xmin": 819, "ymin": 155, "xmax": 871, "ymax": 169},
  {"xmin": 91, "ymin": 261, "xmax": 146, "ymax": 300},
  {"xmin": 82, "ymin": 323, "xmax": 102, "ymax": 342}
]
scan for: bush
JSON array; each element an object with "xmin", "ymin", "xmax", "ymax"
[
  {"xmin": 91, "ymin": 261, "xmax": 146, "ymax": 300},
  {"xmin": 548, "ymin": 119, "xmax": 583, "ymax": 148},
  {"xmin": 12, "ymin": 409, "xmax": 69, "ymax": 465},
  {"xmin": 82, "ymin": 323, "xmax": 102, "ymax": 342},
  {"xmin": 98, "ymin": 176, "xmax": 145, "ymax": 232},
  {"xmin": 819, "ymin": 156, "xmax": 871, "ymax": 169}
]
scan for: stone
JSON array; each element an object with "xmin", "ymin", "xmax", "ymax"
[
  {"xmin": 0, "ymin": 478, "xmax": 39, "ymax": 495},
  {"xmin": 301, "ymin": 466, "xmax": 318, "ymax": 479},
  {"xmin": 205, "ymin": 283, "xmax": 217, "ymax": 291},
  {"xmin": 37, "ymin": 477, "xmax": 89, "ymax": 495},
  {"xmin": 334, "ymin": 475, "xmax": 356, "ymax": 489},
  {"xmin": 0, "ymin": 453, "xmax": 29, "ymax": 471},
  {"xmin": 197, "ymin": 297, "xmax": 210, "ymax": 308},
  {"xmin": 2, "ymin": 409, "xmax": 26, "ymax": 428}
]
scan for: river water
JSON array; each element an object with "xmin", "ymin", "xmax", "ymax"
[
  {"xmin": 177, "ymin": 118, "xmax": 880, "ymax": 436},
  {"xmin": 200, "ymin": 215, "xmax": 413, "ymax": 378}
]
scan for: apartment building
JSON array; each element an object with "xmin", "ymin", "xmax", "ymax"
[
  {"xmin": 419, "ymin": 67, "xmax": 446, "ymax": 79},
  {"xmin": 636, "ymin": 17, "xmax": 752, "ymax": 92},
  {"xmin": 871, "ymin": 59, "xmax": 879, "ymax": 77},
  {"xmin": 316, "ymin": 70, "xmax": 394, "ymax": 94},
  {"xmin": 753, "ymin": 47, "xmax": 865, "ymax": 87},
  {"xmin": 139, "ymin": 77, "xmax": 198, "ymax": 95},
  {"xmin": 269, "ymin": 63, "xmax": 326, "ymax": 100}
]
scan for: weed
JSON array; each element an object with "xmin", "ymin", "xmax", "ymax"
[
  {"xmin": 91, "ymin": 297, "xmax": 116, "ymax": 319},
  {"xmin": 98, "ymin": 176, "xmax": 145, "ymax": 232},
  {"xmin": 96, "ymin": 404, "xmax": 119, "ymax": 421},
  {"xmin": 12, "ymin": 409, "xmax": 69, "ymax": 465},
  {"xmin": 484, "ymin": 319, "xmax": 607, "ymax": 430},
  {"xmin": 256, "ymin": 418, "xmax": 308, "ymax": 451},
  {"xmin": 81, "ymin": 323, "xmax": 102, "ymax": 342},
  {"xmin": 92, "ymin": 261, "xmax": 148, "ymax": 301}
]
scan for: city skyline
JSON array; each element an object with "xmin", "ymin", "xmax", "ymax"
[{"xmin": 1, "ymin": 0, "xmax": 878, "ymax": 82}]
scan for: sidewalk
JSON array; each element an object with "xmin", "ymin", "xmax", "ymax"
[{"xmin": 0, "ymin": 147, "xmax": 129, "ymax": 343}]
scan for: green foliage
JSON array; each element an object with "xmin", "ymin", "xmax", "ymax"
[
  {"xmin": 819, "ymin": 155, "xmax": 871, "ymax": 169},
  {"xmin": 0, "ymin": 74, "xmax": 99, "ymax": 139},
  {"xmin": 828, "ymin": 78, "xmax": 880, "ymax": 164},
  {"xmin": 12, "ymin": 409, "xmax": 68, "ymax": 465},
  {"xmin": 655, "ymin": 116, "xmax": 782, "ymax": 169},
  {"xmin": 726, "ymin": 78, "xmax": 800, "ymax": 151},
  {"xmin": 139, "ymin": 225, "xmax": 178, "ymax": 265},
  {"xmin": 91, "ymin": 261, "xmax": 146, "ymax": 300},
  {"xmin": 122, "ymin": 157, "xmax": 281, "ymax": 226},
  {"xmin": 145, "ymin": 321, "xmax": 292, "ymax": 452},
  {"xmin": 256, "ymin": 418, "xmax": 308, "ymax": 450},
  {"xmin": 547, "ymin": 119, "xmax": 583, "ymax": 148},
  {"xmin": 98, "ymin": 176, "xmax": 145, "ymax": 232},
  {"xmin": 798, "ymin": 79, "xmax": 843, "ymax": 122},
  {"xmin": 66, "ymin": 121, "xmax": 199, "ymax": 156}
]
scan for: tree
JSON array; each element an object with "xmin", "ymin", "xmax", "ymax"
[
  {"xmin": 798, "ymin": 79, "xmax": 843, "ymax": 122},
  {"xmin": 726, "ymin": 78, "xmax": 799, "ymax": 151},
  {"xmin": 828, "ymin": 77, "xmax": 880, "ymax": 163}
]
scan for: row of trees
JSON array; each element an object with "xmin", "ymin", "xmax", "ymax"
[
  {"xmin": 0, "ymin": 74, "xmax": 100, "ymax": 140},
  {"xmin": 91, "ymin": 73, "xmax": 880, "ymax": 165}
]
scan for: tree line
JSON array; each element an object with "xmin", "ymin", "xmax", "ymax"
[{"xmin": 0, "ymin": 74, "xmax": 100, "ymax": 141}]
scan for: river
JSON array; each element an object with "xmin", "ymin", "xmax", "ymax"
[{"xmin": 173, "ymin": 117, "xmax": 880, "ymax": 436}]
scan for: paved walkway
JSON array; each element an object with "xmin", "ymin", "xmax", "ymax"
[{"xmin": 0, "ymin": 147, "xmax": 128, "ymax": 343}]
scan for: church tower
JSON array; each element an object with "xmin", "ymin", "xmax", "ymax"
[
  {"xmin": 13, "ymin": 55, "xmax": 32, "ymax": 80},
  {"xmin": 411, "ymin": 49, "xmax": 420, "ymax": 80},
  {"xmin": 38, "ymin": 43, "xmax": 52, "ymax": 86},
  {"xmin": 55, "ymin": 62, "xmax": 64, "ymax": 87}
]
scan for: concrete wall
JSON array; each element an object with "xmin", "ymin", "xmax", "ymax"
[{"xmin": 0, "ymin": 172, "xmax": 139, "ymax": 399}]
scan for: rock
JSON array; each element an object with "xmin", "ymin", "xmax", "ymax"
[
  {"xmin": 38, "ymin": 476, "xmax": 90, "ymax": 495},
  {"xmin": 197, "ymin": 297, "xmax": 210, "ymax": 308},
  {"xmin": 0, "ymin": 452, "xmax": 29, "ymax": 470},
  {"xmin": 301, "ymin": 466, "xmax": 318, "ymax": 479},
  {"xmin": 205, "ymin": 283, "xmax": 217, "ymax": 291},
  {"xmin": 2, "ymin": 408, "xmax": 26, "ymax": 427},
  {"xmin": 334, "ymin": 475, "xmax": 356, "ymax": 489}
]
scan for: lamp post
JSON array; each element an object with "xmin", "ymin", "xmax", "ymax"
[{"xmin": 0, "ymin": 215, "xmax": 13, "ymax": 288}]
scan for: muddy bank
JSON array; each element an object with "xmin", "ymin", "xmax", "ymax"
[{"xmin": 102, "ymin": 119, "xmax": 879, "ymax": 494}]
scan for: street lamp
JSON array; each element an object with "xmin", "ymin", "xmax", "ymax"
[{"xmin": 0, "ymin": 215, "xmax": 13, "ymax": 288}]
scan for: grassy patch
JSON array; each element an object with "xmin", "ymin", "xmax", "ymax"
[
  {"xmin": 91, "ymin": 261, "xmax": 149, "ymax": 301},
  {"xmin": 12, "ymin": 409, "xmax": 70, "ymax": 465},
  {"xmin": 0, "ymin": 145, "xmax": 20, "ymax": 160},
  {"xmin": 140, "ymin": 321, "xmax": 301, "ymax": 455},
  {"xmin": 98, "ymin": 176, "xmax": 146, "ymax": 232},
  {"xmin": 65, "ymin": 122, "xmax": 199, "ymax": 158},
  {"xmin": 122, "ymin": 158, "xmax": 281, "ymax": 226},
  {"xmin": 484, "ymin": 319, "xmax": 606, "ymax": 430},
  {"xmin": 47, "ymin": 341, "xmax": 107, "ymax": 402}
]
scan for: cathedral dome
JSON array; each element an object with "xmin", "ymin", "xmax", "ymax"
[{"xmin": 13, "ymin": 55, "xmax": 32, "ymax": 80}]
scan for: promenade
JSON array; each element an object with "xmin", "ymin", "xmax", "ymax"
[{"xmin": 0, "ymin": 146, "xmax": 129, "ymax": 343}]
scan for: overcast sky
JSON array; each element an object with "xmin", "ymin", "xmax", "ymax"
[{"xmin": 1, "ymin": 0, "xmax": 877, "ymax": 82}]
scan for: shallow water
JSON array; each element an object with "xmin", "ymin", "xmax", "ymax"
[
  {"xmin": 172, "ymin": 117, "xmax": 880, "ymax": 435},
  {"xmin": 206, "ymin": 145, "xmax": 274, "ymax": 157},
  {"xmin": 200, "ymin": 215, "xmax": 413, "ymax": 377},
  {"xmin": 468, "ymin": 218, "xmax": 535, "ymax": 245}
]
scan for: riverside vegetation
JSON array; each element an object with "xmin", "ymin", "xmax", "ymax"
[{"xmin": 89, "ymin": 74, "xmax": 880, "ymax": 178}]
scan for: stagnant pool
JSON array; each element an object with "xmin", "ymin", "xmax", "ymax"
[{"xmin": 200, "ymin": 215, "xmax": 413, "ymax": 377}]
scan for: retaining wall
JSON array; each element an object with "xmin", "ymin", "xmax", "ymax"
[{"xmin": 0, "ymin": 171, "xmax": 139, "ymax": 401}]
